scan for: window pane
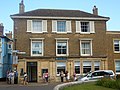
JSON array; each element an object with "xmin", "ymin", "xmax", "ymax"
[
  {"xmin": 94, "ymin": 61, "xmax": 100, "ymax": 71},
  {"xmin": 114, "ymin": 40, "xmax": 120, "ymax": 51},
  {"xmin": 33, "ymin": 20, "xmax": 42, "ymax": 32},
  {"xmin": 57, "ymin": 62, "xmax": 66, "ymax": 74},
  {"xmin": 32, "ymin": 42, "xmax": 42, "ymax": 55},
  {"xmin": 81, "ymin": 41, "xmax": 91, "ymax": 55},
  {"xmin": 115, "ymin": 61, "xmax": 120, "ymax": 73},
  {"xmin": 57, "ymin": 21, "xmax": 66, "ymax": 32},
  {"xmin": 74, "ymin": 61, "xmax": 80, "ymax": 74},
  {"xmin": 83, "ymin": 61, "xmax": 91, "ymax": 73},
  {"xmin": 81, "ymin": 22, "xmax": 90, "ymax": 32},
  {"xmin": 57, "ymin": 42, "xmax": 67, "ymax": 55}
]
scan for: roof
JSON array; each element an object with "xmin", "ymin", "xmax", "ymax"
[{"xmin": 11, "ymin": 9, "xmax": 109, "ymax": 20}]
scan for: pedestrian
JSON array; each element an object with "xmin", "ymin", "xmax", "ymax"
[
  {"xmin": 23, "ymin": 72, "xmax": 28, "ymax": 85},
  {"xmin": 14, "ymin": 70, "xmax": 18, "ymax": 84},
  {"xmin": 65, "ymin": 71, "xmax": 68, "ymax": 82},
  {"xmin": 60, "ymin": 71, "xmax": 64, "ymax": 82},
  {"xmin": 11, "ymin": 71, "xmax": 14, "ymax": 84},
  {"xmin": 44, "ymin": 71, "xmax": 49, "ymax": 83},
  {"xmin": 6, "ymin": 71, "xmax": 10, "ymax": 84},
  {"xmin": 73, "ymin": 72, "xmax": 77, "ymax": 81}
]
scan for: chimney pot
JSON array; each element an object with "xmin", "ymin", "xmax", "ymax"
[
  {"xmin": 93, "ymin": 5, "xmax": 98, "ymax": 15},
  {"xmin": 19, "ymin": 0, "xmax": 25, "ymax": 14}
]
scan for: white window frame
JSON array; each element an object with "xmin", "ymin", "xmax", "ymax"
[
  {"xmin": 114, "ymin": 40, "xmax": 120, "ymax": 53},
  {"xmin": 80, "ymin": 39, "xmax": 93, "ymax": 56},
  {"xmin": 94, "ymin": 61, "xmax": 100, "ymax": 71},
  {"xmin": 32, "ymin": 20, "xmax": 42, "ymax": 33},
  {"xmin": 80, "ymin": 21, "xmax": 90, "ymax": 34},
  {"xmin": 74, "ymin": 61, "xmax": 80, "ymax": 75},
  {"xmin": 115, "ymin": 60, "xmax": 120, "ymax": 74},
  {"xmin": 31, "ymin": 39, "xmax": 44, "ymax": 56},
  {"xmin": 56, "ymin": 38, "xmax": 69, "ymax": 56},
  {"xmin": 76, "ymin": 21, "xmax": 95, "ymax": 34},
  {"xmin": 56, "ymin": 62, "xmax": 66, "ymax": 76},
  {"xmin": 57, "ymin": 20, "xmax": 67, "ymax": 33},
  {"xmin": 83, "ymin": 61, "xmax": 92, "ymax": 74}
]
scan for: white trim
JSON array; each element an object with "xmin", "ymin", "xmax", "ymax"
[
  {"xmin": 80, "ymin": 39, "xmax": 93, "ymax": 56},
  {"xmin": 31, "ymin": 40, "xmax": 44, "ymax": 56},
  {"xmin": 55, "ymin": 38, "xmax": 69, "ymax": 40},
  {"xmin": 30, "ymin": 38, "xmax": 45, "ymax": 40},
  {"xmin": 11, "ymin": 16, "xmax": 109, "ymax": 21},
  {"xmin": 56, "ymin": 39, "xmax": 69, "ymax": 56}
]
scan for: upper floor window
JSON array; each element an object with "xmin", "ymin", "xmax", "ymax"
[
  {"xmin": 52, "ymin": 20, "xmax": 71, "ymax": 33},
  {"xmin": 27, "ymin": 20, "xmax": 47, "ymax": 33},
  {"xmin": 32, "ymin": 20, "xmax": 42, "ymax": 33},
  {"xmin": 80, "ymin": 40, "xmax": 92, "ymax": 56},
  {"xmin": 56, "ymin": 39, "xmax": 69, "ymax": 56},
  {"xmin": 57, "ymin": 21, "xmax": 66, "ymax": 32},
  {"xmin": 31, "ymin": 40, "xmax": 43, "ymax": 56},
  {"xmin": 81, "ymin": 22, "xmax": 90, "ymax": 32},
  {"xmin": 76, "ymin": 21, "xmax": 95, "ymax": 34},
  {"xmin": 114, "ymin": 40, "xmax": 120, "ymax": 53}
]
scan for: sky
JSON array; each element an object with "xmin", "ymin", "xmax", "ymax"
[{"xmin": 0, "ymin": 0, "xmax": 120, "ymax": 33}]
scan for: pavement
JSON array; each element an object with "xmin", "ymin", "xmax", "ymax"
[{"xmin": 0, "ymin": 81, "xmax": 60, "ymax": 90}]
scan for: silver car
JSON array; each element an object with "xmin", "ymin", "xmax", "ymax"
[{"xmin": 78, "ymin": 70, "xmax": 115, "ymax": 81}]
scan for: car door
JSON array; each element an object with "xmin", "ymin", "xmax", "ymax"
[{"xmin": 89, "ymin": 71, "xmax": 103, "ymax": 80}]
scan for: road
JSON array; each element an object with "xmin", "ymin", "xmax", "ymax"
[{"xmin": 0, "ymin": 83, "xmax": 59, "ymax": 90}]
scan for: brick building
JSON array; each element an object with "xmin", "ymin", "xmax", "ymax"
[{"xmin": 11, "ymin": 1, "xmax": 120, "ymax": 83}]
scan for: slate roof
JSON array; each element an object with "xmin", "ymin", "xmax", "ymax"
[{"xmin": 11, "ymin": 9, "xmax": 109, "ymax": 19}]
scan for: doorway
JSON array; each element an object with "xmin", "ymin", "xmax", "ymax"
[{"xmin": 27, "ymin": 62, "xmax": 37, "ymax": 82}]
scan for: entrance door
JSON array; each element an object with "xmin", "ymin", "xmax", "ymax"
[{"xmin": 27, "ymin": 62, "xmax": 37, "ymax": 82}]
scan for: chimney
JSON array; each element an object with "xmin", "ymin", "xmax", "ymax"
[
  {"xmin": 0, "ymin": 23, "xmax": 4, "ymax": 35},
  {"xmin": 19, "ymin": 0, "xmax": 25, "ymax": 14},
  {"xmin": 93, "ymin": 6, "xmax": 98, "ymax": 15}
]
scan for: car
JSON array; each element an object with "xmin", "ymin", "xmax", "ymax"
[{"xmin": 78, "ymin": 70, "xmax": 115, "ymax": 81}]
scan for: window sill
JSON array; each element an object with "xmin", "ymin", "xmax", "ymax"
[{"xmin": 114, "ymin": 51, "xmax": 120, "ymax": 54}]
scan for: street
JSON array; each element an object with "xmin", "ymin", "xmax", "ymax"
[{"xmin": 0, "ymin": 82, "xmax": 59, "ymax": 90}]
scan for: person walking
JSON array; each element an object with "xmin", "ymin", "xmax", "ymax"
[
  {"xmin": 65, "ymin": 71, "xmax": 68, "ymax": 82},
  {"xmin": 23, "ymin": 72, "xmax": 28, "ymax": 85},
  {"xmin": 44, "ymin": 71, "xmax": 49, "ymax": 83},
  {"xmin": 60, "ymin": 71, "xmax": 64, "ymax": 82},
  {"xmin": 14, "ymin": 70, "xmax": 18, "ymax": 84}
]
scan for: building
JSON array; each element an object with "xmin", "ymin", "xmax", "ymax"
[
  {"xmin": 0, "ymin": 35, "xmax": 13, "ymax": 80},
  {"xmin": 11, "ymin": 1, "xmax": 120, "ymax": 83}
]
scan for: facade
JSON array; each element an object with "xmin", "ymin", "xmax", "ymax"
[
  {"xmin": 0, "ymin": 36, "xmax": 12, "ymax": 79},
  {"xmin": 11, "ymin": 1, "xmax": 120, "ymax": 83}
]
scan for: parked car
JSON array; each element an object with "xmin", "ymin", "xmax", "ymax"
[{"xmin": 78, "ymin": 70, "xmax": 115, "ymax": 81}]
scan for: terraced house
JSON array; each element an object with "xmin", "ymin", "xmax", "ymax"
[{"xmin": 11, "ymin": 1, "xmax": 120, "ymax": 83}]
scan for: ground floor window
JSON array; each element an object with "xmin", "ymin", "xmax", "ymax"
[
  {"xmin": 94, "ymin": 61, "xmax": 100, "ymax": 71},
  {"xmin": 56, "ymin": 62, "xmax": 66, "ymax": 76},
  {"xmin": 83, "ymin": 61, "xmax": 92, "ymax": 74},
  {"xmin": 74, "ymin": 61, "xmax": 80, "ymax": 74},
  {"xmin": 115, "ymin": 60, "xmax": 120, "ymax": 74}
]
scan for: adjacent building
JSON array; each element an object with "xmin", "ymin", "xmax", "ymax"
[
  {"xmin": 0, "ymin": 35, "xmax": 12, "ymax": 80},
  {"xmin": 10, "ymin": 1, "xmax": 120, "ymax": 83}
]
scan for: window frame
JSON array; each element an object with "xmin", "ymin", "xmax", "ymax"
[
  {"xmin": 80, "ymin": 39, "xmax": 92, "ymax": 56},
  {"xmin": 56, "ymin": 39, "xmax": 69, "ymax": 56},
  {"xmin": 115, "ymin": 60, "xmax": 120, "ymax": 74},
  {"xmin": 80, "ymin": 21, "xmax": 90, "ymax": 34},
  {"xmin": 94, "ymin": 61, "xmax": 100, "ymax": 71},
  {"xmin": 74, "ymin": 61, "xmax": 80, "ymax": 75},
  {"xmin": 83, "ymin": 61, "xmax": 92, "ymax": 74},
  {"xmin": 31, "ymin": 40, "xmax": 44, "ymax": 56},
  {"xmin": 114, "ymin": 40, "xmax": 120, "ymax": 53},
  {"xmin": 57, "ymin": 21, "xmax": 66, "ymax": 33},
  {"xmin": 32, "ymin": 20, "xmax": 42, "ymax": 33},
  {"xmin": 56, "ymin": 62, "xmax": 66, "ymax": 76}
]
